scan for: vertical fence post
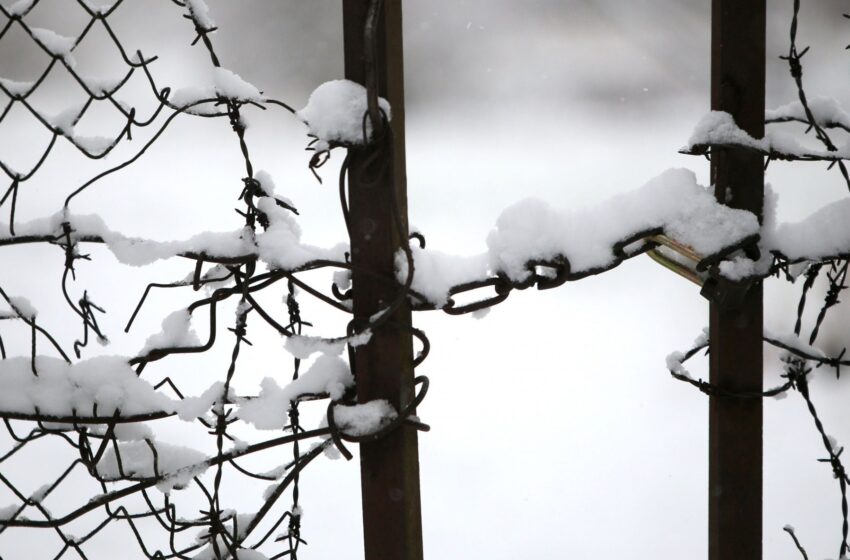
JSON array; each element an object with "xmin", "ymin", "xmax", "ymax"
[
  {"xmin": 342, "ymin": 2, "xmax": 425, "ymax": 560},
  {"xmin": 709, "ymin": 1, "xmax": 765, "ymax": 560}
]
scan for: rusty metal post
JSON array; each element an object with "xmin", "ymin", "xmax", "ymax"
[
  {"xmin": 709, "ymin": 1, "xmax": 765, "ymax": 560},
  {"xmin": 342, "ymin": 2, "xmax": 424, "ymax": 559}
]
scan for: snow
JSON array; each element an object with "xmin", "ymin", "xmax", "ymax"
[
  {"xmin": 192, "ymin": 534, "xmax": 269, "ymax": 560},
  {"xmin": 665, "ymin": 351, "xmax": 692, "ymax": 380},
  {"xmin": 140, "ymin": 309, "xmax": 200, "ymax": 355},
  {"xmin": 471, "ymin": 307, "xmax": 491, "ymax": 319},
  {"xmin": 766, "ymin": 96, "xmax": 850, "ymax": 130},
  {"xmin": 692, "ymin": 327, "xmax": 709, "ymax": 348},
  {"xmin": 284, "ymin": 331, "xmax": 372, "ymax": 359},
  {"xmin": 213, "ymin": 67, "xmax": 263, "ymax": 102},
  {"xmin": 73, "ymin": 135, "xmax": 113, "ymax": 156},
  {"xmin": 238, "ymin": 355, "xmax": 353, "ymax": 429},
  {"xmin": 669, "ymin": 327, "xmax": 833, "ymax": 384},
  {"xmin": 765, "ymin": 330, "xmax": 827, "ymax": 360},
  {"xmin": 235, "ymin": 550, "xmax": 269, "ymax": 560},
  {"xmin": 0, "ymin": 77, "xmax": 33, "ymax": 96},
  {"xmin": 96, "ymin": 440, "xmax": 208, "ymax": 491},
  {"xmin": 487, "ymin": 168, "xmax": 758, "ymax": 282},
  {"xmin": 396, "ymin": 246, "xmax": 488, "ymax": 307},
  {"xmin": 78, "ymin": 0, "xmax": 117, "ymax": 14},
  {"xmin": 175, "ymin": 381, "xmax": 227, "ymax": 420},
  {"xmin": 228, "ymin": 437, "xmax": 249, "ymax": 452},
  {"xmin": 717, "ymin": 255, "xmax": 766, "ymax": 281},
  {"xmin": 827, "ymin": 435, "xmax": 841, "ymax": 454},
  {"xmin": 30, "ymin": 484, "xmax": 50, "ymax": 504},
  {"xmin": 48, "ymin": 104, "xmax": 83, "ymax": 136},
  {"xmin": 200, "ymin": 263, "xmax": 232, "ymax": 283},
  {"xmin": 167, "ymin": 86, "xmax": 217, "ymax": 112},
  {"xmin": 0, "ymin": 504, "xmax": 20, "ymax": 521},
  {"xmin": 330, "ymin": 400, "xmax": 397, "ymax": 436},
  {"xmin": 7, "ymin": 0, "xmax": 36, "ymax": 15},
  {"xmin": 255, "ymin": 195, "xmax": 348, "ymax": 270},
  {"xmin": 253, "ymin": 170, "xmax": 277, "ymax": 197},
  {"xmin": 686, "ymin": 110, "xmax": 850, "ymax": 159},
  {"xmin": 256, "ymin": 198, "xmax": 315, "ymax": 267},
  {"xmin": 0, "ymin": 356, "xmax": 174, "ymax": 417},
  {"xmin": 80, "ymin": 76, "xmax": 123, "ymax": 96},
  {"xmin": 184, "ymin": 0, "xmax": 215, "ymax": 30},
  {"xmin": 765, "ymin": 197, "xmax": 850, "ymax": 261},
  {"xmin": 284, "ymin": 335, "xmax": 345, "ymax": 359},
  {"xmin": 112, "ymin": 422, "xmax": 154, "ymax": 442},
  {"xmin": 0, "ymin": 210, "xmax": 347, "ymax": 272},
  {"xmin": 44, "ymin": 105, "xmax": 114, "ymax": 154},
  {"xmin": 7, "ymin": 296, "xmax": 37, "ymax": 319},
  {"xmin": 30, "ymin": 28, "xmax": 76, "ymax": 67},
  {"xmin": 333, "ymin": 269, "xmax": 352, "ymax": 291},
  {"xmin": 348, "ymin": 330, "xmax": 372, "ymax": 348},
  {"xmin": 297, "ymin": 80, "xmax": 391, "ymax": 147},
  {"xmin": 168, "ymin": 67, "xmax": 263, "ymax": 112},
  {"xmin": 107, "ymin": 228, "xmax": 257, "ymax": 267},
  {"xmin": 395, "ymin": 169, "xmax": 759, "ymax": 304},
  {"xmin": 254, "ymin": 171, "xmax": 296, "ymax": 212},
  {"xmin": 686, "ymin": 111, "xmax": 766, "ymax": 151}
]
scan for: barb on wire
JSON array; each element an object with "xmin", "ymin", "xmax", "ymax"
[
  {"xmin": 1, "ymin": 0, "xmax": 849, "ymax": 558},
  {"xmin": 0, "ymin": 0, "xmax": 434, "ymax": 557}
]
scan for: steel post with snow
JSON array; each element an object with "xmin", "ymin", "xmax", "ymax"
[
  {"xmin": 709, "ymin": 1, "xmax": 765, "ymax": 559},
  {"xmin": 342, "ymin": 1, "xmax": 425, "ymax": 559}
]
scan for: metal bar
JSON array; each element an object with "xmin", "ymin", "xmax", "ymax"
[
  {"xmin": 342, "ymin": 2, "xmax": 424, "ymax": 560},
  {"xmin": 647, "ymin": 249, "xmax": 704, "ymax": 287},
  {"xmin": 648, "ymin": 234, "xmax": 703, "ymax": 264},
  {"xmin": 709, "ymin": 2, "xmax": 765, "ymax": 560}
]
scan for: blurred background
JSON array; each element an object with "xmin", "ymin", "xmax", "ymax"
[{"xmin": 1, "ymin": 0, "xmax": 849, "ymax": 558}]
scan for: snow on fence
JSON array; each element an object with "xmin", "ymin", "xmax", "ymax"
[{"xmin": 0, "ymin": 0, "xmax": 849, "ymax": 559}]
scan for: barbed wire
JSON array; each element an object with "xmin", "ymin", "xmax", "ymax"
[
  {"xmin": 0, "ymin": 0, "xmax": 848, "ymax": 558},
  {"xmin": 0, "ymin": 1, "xmax": 427, "ymax": 558},
  {"xmin": 668, "ymin": 3, "xmax": 850, "ymax": 557}
]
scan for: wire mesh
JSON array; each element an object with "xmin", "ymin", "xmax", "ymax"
[{"xmin": 0, "ymin": 0, "xmax": 847, "ymax": 558}]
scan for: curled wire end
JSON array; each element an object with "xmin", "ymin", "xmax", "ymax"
[
  {"xmin": 409, "ymin": 231, "xmax": 426, "ymax": 249},
  {"xmin": 325, "ymin": 376, "xmax": 430, "ymax": 461}
]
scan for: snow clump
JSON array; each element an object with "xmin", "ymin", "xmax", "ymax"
[{"xmin": 298, "ymin": 80, "xmax": 391, "ymax": 149}]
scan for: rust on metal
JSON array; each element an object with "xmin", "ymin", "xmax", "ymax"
[
  {"xmin": 343, "ymin": 1, "xmax": 425, "ymax": 559},
  {"xmin": 709, "ymin": 2, "xmax": 765, "ymax": 560}
]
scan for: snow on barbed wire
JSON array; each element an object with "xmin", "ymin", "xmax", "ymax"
[
  {"xmin": 0, "ymin": 356, "xmax": 173, "ymax": 417},
  {"xmin": 298, "ymin": 80, "xmax": 391, "ymax": 150},
  {"xmin": 183, "ymin": 0, "xmax": 215, "ymax": 31},
  {"xmin": 686, "ymin": 110, "xmax": 850, "ymax": 159},
  {"xmin": 0, "ymin": 202, "xmax": 347, "ymax": 270},
  {"xmin": 169, "ymin": 67, "xmax": 264, "ymax": 112},
  {"xmin": 766, "ymin": 96, "xmax": 850, "ymax": 130},
  {"xmin": 283, "ymin": 330, "xmax": 372, "ymax": 360},
  {"xmin": 254, "ymin": 195, "xmax": 348, "ymax": 270},
  {"xmin": 7, "ymin": 295, "xmax": 37, "ymax": 320},
  {"xmin": 140, "ymin": 309, "xmax": 200, "ymax": 356},
  {"xmin": 237, "ymin": 355, "xmax": 353, "ymax": 430},
  {"xmin": 765, "ymin": 197, "xmax": 850, "ymax": 261}
]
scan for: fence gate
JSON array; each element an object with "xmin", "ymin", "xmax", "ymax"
[
  {"xmin": 4, "ymin": 0, "xmax": 850, "ymax": 559},
  {"xmin": 342, "ymin": 1, "xmax": 767, "ymax": 559}
]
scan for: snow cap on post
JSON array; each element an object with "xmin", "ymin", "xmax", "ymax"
[{"xmin": 298, "ymin": 79, "xmax": 391, "ymax": 150}]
